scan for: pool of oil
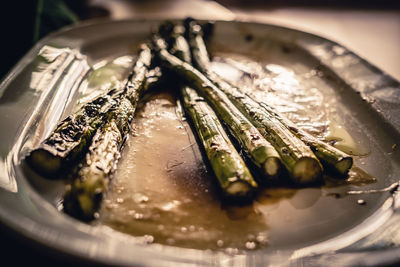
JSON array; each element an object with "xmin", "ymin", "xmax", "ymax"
[{"xmin": 96, "ymin": 56, "xmax": 382, "ymax": 252}]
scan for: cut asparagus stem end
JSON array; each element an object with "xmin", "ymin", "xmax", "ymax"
[
  {"xmin": 292, "ymin": 157, "xmax": 323, "ymax": 184},
  {"xmin": 263, "ymin": 157, "xmax": 281, "ymax": 178},
  {"xmin": 78, "ymin": 194, "xmax": 95, "ymax": 219},
  {"xmin": 225, "ymin": 180, "xmax": 253, "ymax": 197},
  {"xmin": 64, "ymin": 191, "xmax": 95, "ymax": 222},
  {"xmin": 64, "ymin": 175, "xmax": 105, "ymax": 221},
  {"xmin": 335, "ymin": 157, "xmax": 353, "ymax": 176},
  {"xmin": 26, "ymin": 149, "xmax": 62, "ymax": 177}
]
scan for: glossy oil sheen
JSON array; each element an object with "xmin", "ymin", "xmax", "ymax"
[
  {"xmin": 0, "ymin": 20, "xmax": 399, "ymax": 266},
  {"xmin": 99, "ymin": 55, "xmax": 381, "ymax": 252}
]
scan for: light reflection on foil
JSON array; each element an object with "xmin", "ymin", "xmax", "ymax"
[
  {"xmin": 30, "ymin": 46, "xmax": 76, "ymax": 94},
  {"xmin": 0, "ymin": 157, "xmax": 17, "ymax": 193},
  {"xmin": 212, "ymin": 56, "xmax": 329, "ymax": 137},
  {"xmin": 78, "ymin": 55, "xmax": 134, "ymax": 108},
  {"xmin": 0, "ymin": 45, "xmax": 90, "ymax": 192}
]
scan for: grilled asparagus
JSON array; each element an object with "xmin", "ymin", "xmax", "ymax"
[
  {"xmin": 63, "ymin": 98, "xmax": 134, "ymax": 221},
  {"xmin": 25, "ymin": 91, "xmax": 118, "ymax": 177},
  {"xmin": 158, "ymin": 21, "xmax": 192, "ymax": 64},
  {"xmin": 26, "ymin": 45, "xmax": 151, "ymax": 178},
  {"xmin": 182, "ymin": 86, "xmax": 258, "ymax": 198},
  {"xmin": 185, "ymin": 20, "xmax": 352, "ymax": 176},
  {"xmin": 161, "ymin": 25, "xmax": 282, "ymax": 181},
  {"xmin": 153, "ymin": 36, "xmax": 322, "ymax": 184},
  {"xmin": 62, "ymin": 45, "xmax": 161, "ymax": 220}
]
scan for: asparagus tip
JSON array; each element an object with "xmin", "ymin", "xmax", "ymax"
[{"xmin": 292, "ymin": 157, "xmax": 323, "ymax": 184}]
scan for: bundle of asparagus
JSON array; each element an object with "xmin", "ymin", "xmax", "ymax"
[
  {"xmin": 182, "ymin": 19, "xmax": 353, "ymax": 177},
  {"xmin": 181, "ymin": 86, "xmax": 258, "ymax": 199},
  {"xmin": 27, "ymin": 45, "xmax": 152, "ymax": 220},
  {"xmin": 153, "ymin": 33, "xmax": 323, "ymax": 185},
  {"xmin": 25, "ymin": 45, "xmax": 151, "ymax": 178},
  {"xmin": 157, "ymin": 24, "xmax": 282, "ymax": 182},
  {"xmin": 25, "ymin": 19, "xmax": 354, "ymax": 222}
]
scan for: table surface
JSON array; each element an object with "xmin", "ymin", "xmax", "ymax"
[{"xmin": 1, "ymin": 0, "xmax": 399, "ymax": 266}]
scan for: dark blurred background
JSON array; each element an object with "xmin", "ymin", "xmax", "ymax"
[
  {"xmin": 0, "ymin": 0, "xmax": 400, "ymax": 266},
  {"xmin": 2, "ymin": 0, "xmax": 400, "ymax": 81}
]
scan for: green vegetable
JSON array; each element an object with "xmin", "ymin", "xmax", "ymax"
[
  {"xmin": 185, "ymin": 20, "xmax": 352, "ymax": 176},
  {"xmin": 63, "ymin": 98, "xmax": 134, "ymax": 221},
  {"xmin": 26, "ymin": 44, "xmax": 151, "ymax": 178},
  {"xmin": 153, "ymin": 36, "xmax": 322, "ymax": 184},
  {"xmin": 181, "ymin": 86, "xmax": 258, "ymax": 199},
  {"xmin": 63, "ymin": 45, "xmax": 157, "ymax": 220}
]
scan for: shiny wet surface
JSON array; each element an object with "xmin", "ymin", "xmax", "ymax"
[{"xmin": 98, "ymin": 56, "xmax": 380, "ymax": 252}]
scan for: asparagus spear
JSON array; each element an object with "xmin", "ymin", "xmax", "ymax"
[
  {"xmin": 123, "ymin": 44, "xmax": 152, "ymax": 106},
  {"xmin": 153, "ymin": 36, "xmax": 322, "ymax": 184},
  {"xmin": 63, "ymin": 98, "xmax": 134, "ymax": 221},
  {"xmin": 185, "ymin": 20, "xmax": 352, "ymax": 176},
  {"xmin": 25, "ymin": 45, "xmax": 151, "ymax": 178},
  {"xmin": 184, "ymin": 19, "xmax": 210, "ymax": 73},
  {"xmin": 258, "ymin": 101, "xmax": 353, "ymax": 176},
  {"xmin": 161, "ymin": 25, "xmax": 282, "ymax": 181},
  {"xmin": 25, "ymin": 92, "xmax": 118, "ymax": 177},
  {"xmin": 181, "ymin": 86, "xmax": 258, "ymax": 198},
  {"xmin": 157, "ymin": 25, "xmax": 260, "ymax": 191},
  {"xmin": 158, "ymin": 21, "xmax": 192, "ymax": 63},
  {"xmin": 184, "ymin": 18, "xmax": 215, "ymax": 44},
  {"xmin": 62, "ymin": 47, "xmax": 159, "ymax": 221}
]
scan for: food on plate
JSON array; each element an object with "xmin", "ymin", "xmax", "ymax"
[
  {"xmin": 25, "ymin": 89, "xmax": 120, "ymax": 177},
  {"xmin": 25, "ymin": 19, "xmax": 355, "ymax": 225},
  {"xmin": 184, "ymin": 19, "xmax": 352, "ymax": 177},
  {"xmin": 25, "ymin": 45, "xmax": 151, "ymax": 178},
  {"xmin": 154, "ymin": 33, "xmax": 282, "ymax": 182},
  {"xmin": 181, "ymin": 86, "xmax": 258, "ymax": 199},
  {"xmin": 63, "ymin": 97, "xmax": 134, "ymax": 221},
  {"xmin": 63, "ymin": 45, "xmax": 153, "ymax": 220},
  {"xmin": 153, "ymin": 34, "xmax": 323, "ymax": 184}
]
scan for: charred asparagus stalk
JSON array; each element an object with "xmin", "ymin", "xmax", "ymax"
[
  {"xmin": 25, "ymin": 45, "xmax": 151, "ymax": 178},
  {"xmin": 25, "ymin": 91, "xmax": 118, "ymax": 177},
  {"xmin": 63, "ymin": 47, "xmax": 159, "ymax": 221},
  {"xmin": 158, "ymin": 21, "xmax": 192, "ymax": 63},
  {"xmin": 185, "ymin": 20, "xmax": 352, "ymax": 176},
  {"xmin": 122, "ymin": 44, "xmax": 152, "ymax": 106},
  {"xmin": 161, "ymin": 24, "xmax": 282, "ymax": 181},
  {"xmin": 153, "ymin": 36, "xmax": 322, "ymax": 184},
  {"xmin": 63, "ymin": 98, "xmax": 134, "ymax": 221},
  {"xmin": 184, "ymin": 19, "xmax": 210, "ymax": 73},
  {"xmin": 182, "ymin": 86, "xmax": 258, "ymax": 198}
]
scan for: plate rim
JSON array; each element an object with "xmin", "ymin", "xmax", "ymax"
[{"xmin": 1, "ymin": 18, "xmax": 400, "ymax": 266}]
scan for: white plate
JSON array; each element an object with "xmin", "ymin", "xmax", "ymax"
[{"xmin": 1, "ymin": 19, "xmax": 400, "ymax": 266}]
